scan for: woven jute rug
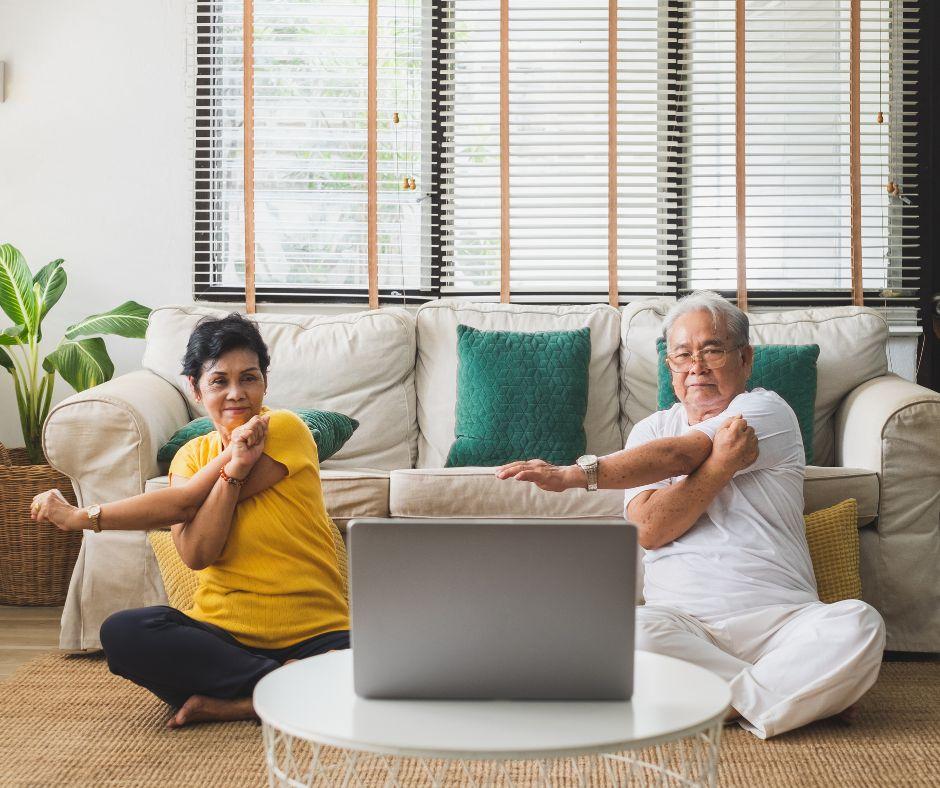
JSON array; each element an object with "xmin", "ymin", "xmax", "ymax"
[{"xmin": 0, "ymin": 653, "xmax": 937, "ymax": 787}]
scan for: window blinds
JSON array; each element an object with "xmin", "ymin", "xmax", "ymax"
[
  {"xmin": 192, "ymin": 0, "xmax": 429, "ymax": 301},
  {"xmin": 435, "ymin": 0, "xmax": 679, "ymax": 302},
  {"xmin": 192, "ymin": 0, "xmax": 918, "ymax": 319},
  {"xmin": 682, "ymin": 0, "xmax": 919, "ymax": 314}
]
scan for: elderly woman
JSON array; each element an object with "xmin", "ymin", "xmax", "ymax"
[{"xmin": 31, "ymin": 314, "xmax": 349, "ymax": 728}]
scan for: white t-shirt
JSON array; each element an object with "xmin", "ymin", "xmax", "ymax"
[{"xmin": 624, "ymin": 388, "xmax": 818, "ymax": 618}]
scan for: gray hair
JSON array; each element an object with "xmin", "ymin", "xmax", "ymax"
[{"xmin": 661, "ymin": 291, "xmax": 750, "ymax": 348}]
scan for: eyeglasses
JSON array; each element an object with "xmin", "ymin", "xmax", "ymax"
[{"xmin": 666, "ymin": 346, "xmax": 741, "ymax": 373}]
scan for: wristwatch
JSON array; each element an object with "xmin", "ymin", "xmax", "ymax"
[
  {"xmin": 575, "ymin": 454, "xmax": 599, "ymax": 492},
  {"xmin": 86, "ymin": 504, "xmax": 102, "ymax": 533}
]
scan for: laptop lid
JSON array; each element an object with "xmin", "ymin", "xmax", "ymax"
[{"xmin": 349, "ymin": 519, "xmax": 636, "ymax": 700}]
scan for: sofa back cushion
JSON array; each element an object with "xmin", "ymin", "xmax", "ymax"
[
  {"xmin": 416, "ymin": 300, "xmax": 623, "ymax": 468},
  {"xmin": 620, "ymin": 299, "xmax": 889, "ymax": 467},
  {"xmin": 142, "ymin": 305, "xmax": 417, "ymax": 470}
]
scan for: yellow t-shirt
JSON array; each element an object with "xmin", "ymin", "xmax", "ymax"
[{"xmin": 168, "ymin": 408, "xmax": 350, "ymax": 649}]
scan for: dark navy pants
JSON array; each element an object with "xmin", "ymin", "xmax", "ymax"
[{"xmin": 100, "ymin": 605, "xmax": 350, "ymax": 708}]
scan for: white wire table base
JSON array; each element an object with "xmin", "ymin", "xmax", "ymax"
[{"xmin": 262, "ymin": 721, "xmax": 723, "ymax": 788}]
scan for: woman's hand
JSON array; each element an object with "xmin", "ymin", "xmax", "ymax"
[
  {"xmin": 30, "ymin": 489, "xmax": 85, "ymax": 532},
  {"xmin": 225, "ymin": 414, "xmax": 270, "ymax": 480}
]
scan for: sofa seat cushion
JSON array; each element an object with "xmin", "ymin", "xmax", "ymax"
[
  {"xmin": 145, "ymin": 469, "xmax": 389, "ymax": 531},
  {"xmin": 389, "ymin": 467, "xmax": 625, "ymax": 520},
  {"xmin": 804, "ymin": 466, "xmax": 879, "ymax": 528},
  {"xmin": 387, "ymin": 465, "xmax": 878, "ymax": 528},
  {"xmin": 142, "ymin": 305, "xmax": 417, "ymax": 471},
  {"xmin": 416, "ymin": 300, "xmax": 623, "ymax": 468}
]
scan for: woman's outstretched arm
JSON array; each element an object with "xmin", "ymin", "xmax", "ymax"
[{"xmin": 30, "ymin": 416, "xmax": 270, "ymax": 534}]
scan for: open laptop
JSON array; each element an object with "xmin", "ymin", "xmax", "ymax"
[{"xmin": 348, "ymin": 518, "xmax": 637, "ymax": 700}]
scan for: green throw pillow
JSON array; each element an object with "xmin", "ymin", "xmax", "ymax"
[
  {"xmin": 157, "ymin": 409, "xmax": 359, "ymax": 465},
  {"xmin": 656, "ymin": 338, "xmax": 819, "ymax": 464},
  {"xmin": 445, "ymin": 324, "xmax": 591, "ymax": 467}
]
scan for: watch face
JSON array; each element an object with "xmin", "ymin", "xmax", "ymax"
[
  {"xmin": 577, "ymin": 454, "xmax": 597, "ymax": 466},
  {"xmin": 88, "ymin": 504, "xmax": 101, "ymax": 518}
]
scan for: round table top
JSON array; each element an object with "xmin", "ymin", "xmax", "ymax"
[{"xmin": 253, "ymin": 650, "xmax": 731, "ymax": 760}]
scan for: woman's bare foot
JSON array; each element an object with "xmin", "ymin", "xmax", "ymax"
[
  {"xmin": 167, "ymin": 695, "xmax": 257, "ymax": 729},
  {"xmin": 724, "ymin": 707, "xmax": 741, "ymax": 723}
]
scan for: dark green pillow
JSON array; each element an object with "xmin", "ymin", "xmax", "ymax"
[
  {"xmin": 656, "ymin": 338, "xmax": 819, "ymax": 464},
  {"xmin": 445, "ymin": 324, "xmax": 591, "ymax": 467},
  {"xmin": 157, "ymin": 409, "xmax": 359, "ymax": 465}
]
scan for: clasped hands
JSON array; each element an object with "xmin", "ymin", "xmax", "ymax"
[
  {"xmin": 495, "ymin": 415, "xmax": 758, "ymax": 492},
  {"xmin": 223, "ymin": 413, "xmax": 270, "ymax": 480}
]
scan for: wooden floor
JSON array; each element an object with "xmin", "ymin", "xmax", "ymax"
[{"xmin": 0, "ymin": 606, "xmax": 62, "ymax": 681}]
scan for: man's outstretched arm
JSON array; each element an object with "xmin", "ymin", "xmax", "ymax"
[
  {"xmin": 496, "ymin": 420, "xmax": 744, "ymax": 493},
  {"xmin": 627, "ymin": 416, "xmax": 757, "ymax": 549}
]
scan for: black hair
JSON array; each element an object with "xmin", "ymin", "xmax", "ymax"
[{"xmin": 181, "ymin": 313, "xmax": 271, "ymax": 385}]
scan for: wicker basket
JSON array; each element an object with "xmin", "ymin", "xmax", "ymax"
[{"xmin": 0, "ymin": 441, "xmax": 82, "ymax": 605}]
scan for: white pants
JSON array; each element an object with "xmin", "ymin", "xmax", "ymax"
[{"xmin": 636, "ymin": 600, "xmax": 886, "ymax": 739}]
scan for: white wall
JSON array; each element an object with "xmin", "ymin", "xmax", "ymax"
[{"xmin": 0, "ymin": 0, "xmax": 193, "ymax": 448}]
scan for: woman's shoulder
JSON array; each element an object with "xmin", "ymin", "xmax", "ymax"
[
  {"xmin": 171, "ymin": 430, "xmax": 221, "ymax": 476},
  {"xmin": 264, "ymin": 408, "xmax": 308, "ymax": 433}
]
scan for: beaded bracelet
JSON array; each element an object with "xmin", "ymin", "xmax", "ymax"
[{"xmin": 220, "ymin": 467, "xmax": 247, "ymax": 488}]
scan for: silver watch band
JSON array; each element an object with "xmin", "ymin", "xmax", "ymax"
[{"xmin": 584, "ymin": 462, "xmax": 598, "ymax": 491}]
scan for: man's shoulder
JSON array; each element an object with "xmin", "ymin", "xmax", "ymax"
[
  {"xmin": 735, "ymin": 387, "xmax": 785, "ymax": 405},
  {"xmin": 731, "ymin": 388, "xmax": 797, "ymax": 421}
]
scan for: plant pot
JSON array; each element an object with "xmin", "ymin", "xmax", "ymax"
[{"xmin": 0, "ymin": 442, "xmax": 82, "ymax": 605}]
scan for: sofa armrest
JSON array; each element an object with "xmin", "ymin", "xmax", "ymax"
[
  {"xmin": 43, "ymin": 370, "xmax": 188, "ymax": 650},
  {"xmin": 43, "ymin": 370, "xmax": 190, "ymax": 505},
  {"xmin": 834, "ymin": 373, "xmax": 940, "ymax": 651},
  {"xmin": 834, "ymin": 374, "xmax": 940, "ymax": 472}
]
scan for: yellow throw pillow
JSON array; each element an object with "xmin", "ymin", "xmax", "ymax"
[
  {"xmin": 148, "ymin": 530, "xmax": 200, "ymax": 611},
  {"xmin": 803, "ymin": 498, "xmax": 862, "ymax": 604},
  {"xmin": 147, "ymin": 521, "xmax": 349, "ymax": 612}
]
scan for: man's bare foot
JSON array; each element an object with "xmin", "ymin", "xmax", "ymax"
[{"xmin": 167, "ymin": 695, "xmax": 257, "ymax": 729}]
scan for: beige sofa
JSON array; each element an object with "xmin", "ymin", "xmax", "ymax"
[{"xmin": 43, "ymin": 300, "xmax": 940, "ymax": 652}]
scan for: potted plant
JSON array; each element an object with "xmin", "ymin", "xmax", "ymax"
[{"xmin": 0, "ymin": 243, "xmax": 152, "ymax": 604}]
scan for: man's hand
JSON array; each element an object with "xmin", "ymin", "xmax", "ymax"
[
  {"xmin": 495, "ymin": 459, "xmax": 583, "ymax": 492},
  {"xmin": 225, "ymin": 414, "xmax": 270, "ymax": 480},
  {"xmin": 709, "ymin": 415, "xmax": 758, "ymax": 475},
  {"xmin": 30, "ymin": 489, "xmax": 84, "ymax": 531}
]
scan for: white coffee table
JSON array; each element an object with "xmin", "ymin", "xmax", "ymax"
[{"xmin": 254, "ymin": 650, "xmax": 730, "ymax": 787}]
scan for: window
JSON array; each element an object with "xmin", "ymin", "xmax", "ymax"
[
  {"xmin": 193, "ymin": 0, "xmax": 918, "ymax": 319},
  {"xmin": 437, "ymin": 0, "xmax": 677, "ymax": 302},
  {"xmin": 682, "ymin": 0, "xmax": 918, "ymax": 315},
  {"xmin": 194, "ymin": 0, "xmax": 429, "ymax": 302}
]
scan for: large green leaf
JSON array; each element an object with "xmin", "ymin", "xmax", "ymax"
[
  {"xmin": 43, "ymin": 338, "xmax": 115, "ymax": 392},
  {"xmin": 65, "ymin": 300, "xmax": 151, "ymax": 340},
  {"xmin": 33, "ymin": 258, "xmax": 67, "ymax": 321},
  {"xmin": 0, "ymin": 346, "xmax": 13, "ymax": 373},
  {"xmin": 0, "ymin": 244, "xmax": 37, "ymax": 330},
  {"xmin": 0, "ymin": 324, "xmax": 26, "ymax": 346}
]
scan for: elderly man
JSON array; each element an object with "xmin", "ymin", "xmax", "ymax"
[{"xmin": 498, "ymin": 291, "xmax": 885, "ymax": 739}]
